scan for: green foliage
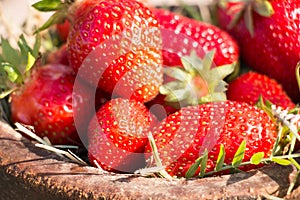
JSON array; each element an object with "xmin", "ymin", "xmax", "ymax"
[
  {"xmin": 32, "ymin": 0, "xmax": 71, "ymax": 33},
  {"xmin": 0, "ymin": 34, "xmax": 41, "ymax": 98},
  {"xmin": 32, "ymin": 0, "xmax": 63, "ymax": 11}
]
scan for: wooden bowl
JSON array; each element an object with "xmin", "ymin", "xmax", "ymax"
[{"xmin": 0, "ymin": 120, "xmax": 300, "ymax": 199}]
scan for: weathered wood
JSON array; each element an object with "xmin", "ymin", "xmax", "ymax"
[{"xmin": 0, "ymin": 121, "xmax": 299, "ymax": 200}]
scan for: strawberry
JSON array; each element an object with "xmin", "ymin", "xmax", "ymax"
[
  {"xmin": 227, "ymin": 71, "xmax": 295, "ymax": 109},
  {"xmin": 33, "ymin": 0, "xmax": 164, "ymax": 103},
  {"xmin": 152, "ymin": 8, "xmax": 240, "ymax": 67},
  {"xmin": 56, "ymin": 20, "xmax": 70, "ymax": 42},
  {"xmin": 0, "ymin": 34, "xmax": 96, "ymax": 145},
  {"xmin": 217, "ymin": 0, "xmax": 300, "ymax": 102},
  {"xmin": 88, "ymin": 98, "xmax": 158, "ymax": 173},
  {"xmin": 145, "ymin": 101, "xmax": 277, "ymax": 177},
  {"xmin": 46, "ymin": 44, "xmax": 69, "ymax": 66},
  {"xmin": 10, "ymin": 63, "xmax": 94, "ymax": 145}
]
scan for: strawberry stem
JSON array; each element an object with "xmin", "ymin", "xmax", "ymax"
[{"xmin": 147, "ymin": 132, "xmax": 173, "ymax": 180}]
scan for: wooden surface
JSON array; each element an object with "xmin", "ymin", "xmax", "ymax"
[{"xmin": 0, "ymin": 120, "xmax": 300, "ymax": 200}]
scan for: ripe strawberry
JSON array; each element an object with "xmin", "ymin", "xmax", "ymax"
[
  {"xmin": 152, "ymin": 8, "xmax": 240, "ymax": 67},
  {"xmin": 46, "ymin": 44, "xmax": 69, "ymax": 66},
  {"xmin": 56, "ymin": 20, "xmax": 70, "ymax": 42},
  {"xmin": 145, "ymin": 101, "xmax": 277, "ymax": 177},
  {"xmin": 227, "ymin": 71, "xmax": 295, "ymax": 109},
  {"xmin": 88, "ymin": 98, "xmax": 158, "ymax": 173},
  {"xmin": 217, "ymin": 0, "xmax": 300, "ymax": 102},
  {"xmin": 33, "ymin": 0, "xmax": 164, "ymax": 102},
  {"xmin": 11, "ymin": 64, "xmax": 94, "ymax": 145}
]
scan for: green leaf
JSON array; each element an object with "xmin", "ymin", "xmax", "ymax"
[
  {"xmin": 18, "ymin": 35, "xmax": 32, "ymax": 58},
  {"xmin": 32, "ymin": 0, "xmax": 63, "ymax": 11},
  {"xmin": 232, "ymin": 140, "xmax": 246, "ymax": 168},
  {"xmin": 253, "ymin": 0, "xmax": 274, "ymax": 17},
  {"xmin": 202, "ymin": 50, "xmax": 215, "ymax": 72},
  {"xmin": 199, "ymin": 149, "xmax": 208, "ymax": 177},
  {"xmin": 209, "ymin": 62, "xmax": 235, "ymax": 81},
  {"xmin": 244, "ymin": 4, "xmax": 254, "ymax": 37},
  {"xmin": 25, "ymin": 53, "xmax": 36, "ymax": 72},
  {"xmin": 215, "ymin": 144, "xmax": 225, "ymax": 171},
  {"xmin": 2, "ymin": 63, "xmax": 22, "ymax": 83},
  {"xmin": 271, "ymin": 157, "xmax": 292, "ymax": 166},
  {"xmin": 163, "ymin": 88, "xmax": 189, "ymax": 102},
  {"xmin": 185, "ymin": 156, "xmax": 202, "ymax": 178},
  {"xmin": 34, "ymin": 11, "xmax": 67, "ymax": 33},
  {"xmin": 250, "ymin": 152, "xmax": 265, "ymax": 165},
  {"xmin": 1, "ymin": 38, "xmax": 20, "ymax": 67},
  {"xmin": 32, "ymin": 34, "xmax": 42, "ymax": 58},
  {"xmin": 163, "ymin": 67, "xmax": 190, "ymax": 82}
]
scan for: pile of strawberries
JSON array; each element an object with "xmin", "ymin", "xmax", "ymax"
[{"xmin": 0, "ymin": 0, "xmax": 300, "ymax": 179}]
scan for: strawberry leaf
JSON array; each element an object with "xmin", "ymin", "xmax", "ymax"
[
  {"xmin": 185, "ymin": 156, "xmax": 202, "ymax": 178},
  {"xmin": 34, "ymin": 11, "xmax": 67, "ymax": 33},
  {"xmin": 199, "ymin": 149, "xmax": 208, "ymax": 177},
  {"xmin": 232, "ymin": 140, "xmax": 246, "ymax": 168},
  {"xmin": 271, "ymin": 157, "xmax": 292, "ymax": 166},
  {"xmin": 163, "ymin": 67, "xmax": 190, "ymax": 82},
  {"xmin": 244, "ymin": 4, "xmax": 254, "ymax": 37},
  {"xmin": 185, "ymin": 149, "xmax": 208, "ymax": 178},
  {"xmin": 1, "ymin": 38, "xmax": 21, "ymax": 68},
  {"xmin": 215, "ymin": 144, "xmax": 225, "ymax": 171},
  {"xmin": 253, "ymin": 0, "xmax": 274, "ymax": 17},
  {"xmin": 250, "ymin": 152, "xmax": 264, "ymax": 165},
  {"xmin": 32, "ymin": 0, "xmax": 63, "ymax": 12},
  {"xmin": 25, "ymin": 53, "xmax": 36, "ymax": 73},
  {"xmin": 2, "ymin": 63, "xmax": 22, "ymax": 83}
]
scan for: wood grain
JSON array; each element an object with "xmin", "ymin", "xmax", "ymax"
[{"xmin": 0, "ymin": 121, "xmax": 299, "ymax": 200}]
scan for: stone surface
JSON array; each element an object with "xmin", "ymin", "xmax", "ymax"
[{"xmin": 0, "ymin": 120, "xmax": 300, "ymax": 200}]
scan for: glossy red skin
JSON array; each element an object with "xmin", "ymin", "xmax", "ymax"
[
  {"xmin": 145, "ymin": 101, "xmax": 277, "ymax": 177},
  {"xmin": 67, "ymin": 0, "xmax": 163, "ymax": 102},
  {"xmin": 227, "ymin": 71, "xmax": 295, "ymax": 109},
  {"xmin": 217, "ymin": 0, "xmax": 300, "ymax": 102},
  {"xmin": 152, "ymin": 8, "xmax": 240, "ymax": 67},
  {"xmin": 11, "ymin": 64, "xmax": 94, "ymax": 145},
  {"xmin": 56, "ymin": 20, "xmax": 70, "ymax": 42},
  {"xmin": 88, "ymin": 98, "xmax": 158, "ymax": 173},
  {"xmin": 146, "ymin": 8, "xmax": 240, "ymax": 118}
]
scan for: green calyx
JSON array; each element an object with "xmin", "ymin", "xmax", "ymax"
[
  {"xmin": 32, "ymin": 0, "xmax": 73, "ymax": 33},
  {"xmin": 221, "ymin": 0, "xmax": 274, "ymax": 37},
  {"xmin": 159, "ymin": 50, "xmax": 236, "ymax": 106},
  {"xmin": 0, "ymin": 34, "xmax": 41, "ymax": 98}
]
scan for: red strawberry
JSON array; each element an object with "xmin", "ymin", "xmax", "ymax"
[
  {"xmin": 11, "ymin": 64, "xmax": 94, "ymax": 145},
  {"xmin": 56, "ymin": 20, "xmax": 70, "ymax": 42},
  {"xmin": 88, "ymin": 98, "xmax": 158, "ymax": 173},
  {"xmin": 33, "ymin": 0, "xmax": 164, "ymax": 103},
  {"xmin": 33, "ymin": 0, "xmax": 163, "ymax": 103},
  {"xmin": 227, "ymin": 71, "xmax": 295, "ymax": 109},
  {"xmin": 145, "ymin": 8, "xmax": 239, "ymax": 119},
  {"xmin": 217, "ymin": 0, "xmax": 300, "ymax": 102},
  {"xmin": 46, "ymin": 44, "xmax": 69, "ymax": 66},
  {"xmin": 145, "ymin": 101, "xmax": 277, "ymax": 177},
  {"xmin": 152, "ymin": 8, "xmax": 240, "ymax": 67}
]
